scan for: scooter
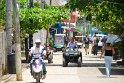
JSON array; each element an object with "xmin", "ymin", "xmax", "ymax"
[{"xmin": 31, "ymin": 54, "xmax": 44, "ymax": 83}]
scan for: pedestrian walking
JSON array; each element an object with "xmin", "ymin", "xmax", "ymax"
[
  {"xmin": 101, "ymin": 35, "xmax": 108, "ymax": 46},
  {"xmin": 92, "ymin": 34, "xmax": 99, "ymax": 55},
  {"xmin": 83, "ymin": 34, "xmax": 90, "ymax": 55},
  {"xmin": 101, "ymin": 43, "xmax": 115, "ymax": 78}
]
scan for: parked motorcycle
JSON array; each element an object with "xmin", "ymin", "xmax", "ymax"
[
  {"xmin": 31, "ymin": 54, "xmax": 44, "ymax": 83},
  {"xmin": 44, "ymin": 43, "xmax": 53, "ymax": 63}
]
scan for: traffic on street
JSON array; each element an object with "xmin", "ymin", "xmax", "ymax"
[{"xmin": 0, "ymin": 0, "xmax": 124, "ymax": 83}]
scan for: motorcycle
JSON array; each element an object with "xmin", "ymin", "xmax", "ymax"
[
  {"xmin": 31, "ymin": 54, "xmax": 44, "ymax": 83},
  {"xmin": 44, "ymin": 43, "xmax": 53, "ymax": 63}
]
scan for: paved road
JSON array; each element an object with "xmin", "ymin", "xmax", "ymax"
[{"xmin": 2, "ymin": 48, "xmax": 124, "ymax": 83}]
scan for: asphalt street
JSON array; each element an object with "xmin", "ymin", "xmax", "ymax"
[{"xmin": 1, "ymin": 48, "xmax": 124, "ymax": 83}]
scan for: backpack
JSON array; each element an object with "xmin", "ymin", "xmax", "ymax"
[
  {"xmin": 84, "ymin": 37, "xmax": 89, "ymax": 43},
  {"xmin": 94, "ymin": 38, "xmax": 99, "ymax": 45}
]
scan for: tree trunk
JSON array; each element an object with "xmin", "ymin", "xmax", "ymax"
[
  {"xmin": 40, "ymin": 0, "xmax": 45, "ymax": 8},
  {"xmin": 5, "ymin": 0, "xmax": 12, "ymax": 74},
  {"xmin": 29, "ymin": 34, "xmax": 33, "ymax": 49},
  {"xmin": 13, "ymin": 0, "xmax": 22, "ymax": 81},
  {"xmin": 25, "ymin": 37, "xmax": 29, "ymax": 62},
  {"xmin": 28, "ymin": 0, "xmax": 33, "ymax": 49},
  {"xmin": 5, "ymin": 0, "xmax": 12, "ymax": 54},
  {"xmin": 50, "ymin": 0, "xmax": 52, "ymax": 5}
]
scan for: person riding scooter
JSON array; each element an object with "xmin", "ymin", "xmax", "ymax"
[{"xmin": 29, "ymin": 39, "xmax": 47, "ymax": 79}]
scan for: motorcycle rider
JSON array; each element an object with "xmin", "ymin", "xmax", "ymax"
[{"xmin": 29, "ymin": 39, "xmax": 47, "ymax": 79}]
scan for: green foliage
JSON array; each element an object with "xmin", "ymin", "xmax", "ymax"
[
  {"xmin": 19, "ymin": 0, "xmax": 27, "ymax": 8},
  {"xmin": 67, "ymin": 0, "xmax": 124, "ymax": 61},
  {"xmin": 0, "ymin": 0, "xmax": 5, "ymax": 30},
  {"xmin": 66, "ymin": 0, "xmax": 124, "ymax": 35},
  {"xmin": 19, "ymin": 6, "xmax": 70, "ymax": 37}
]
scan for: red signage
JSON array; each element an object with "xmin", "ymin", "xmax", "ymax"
[{"xmin": 63, "ymin": 11, "xmax": 79, "ymax": 23}]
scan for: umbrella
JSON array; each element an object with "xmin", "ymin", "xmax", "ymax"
[{"xmin": 106, "ymin": 34, "xmax": 121, "ymax": 44}]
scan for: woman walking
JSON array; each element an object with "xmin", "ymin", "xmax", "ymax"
[{"xmin": 101, "ymin": 43, "xmax": 115, "ymax": 78}]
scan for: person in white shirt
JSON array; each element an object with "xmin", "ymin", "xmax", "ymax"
[{"xmin": 30, "ymin": 39, "xmax": 46, "ymax": 79}]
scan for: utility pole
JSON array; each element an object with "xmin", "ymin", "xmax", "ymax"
[
  {"xmin": 46, "ymin": 0, "xmax": 52, "ymax": 46},
  {"xmin": 40, "ymin": 0, "xmax": 46, "ymax": 45},
  {"xmin": 82, "ymin": 16, "xmax": 86, "ymax": 36},
  {"xmin": 13, "ymin": 0, "xmax": 22, "ymax": 81},
  {"xmin": 5, "ymin": 0, "xmax": 12, "ymax": 74}
]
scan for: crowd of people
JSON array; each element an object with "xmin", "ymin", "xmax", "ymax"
[{"xmin": 82, "ymin": 34, "xmax": 114, "ymax": 78}]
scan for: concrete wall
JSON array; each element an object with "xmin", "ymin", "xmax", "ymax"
[
  {"xmin": 0, "ymin": 32, "xmax": 6, "ymax": 77},
  {"xmin": 33, "ymin": 29, "xmax": 47, "ymax": 46}
]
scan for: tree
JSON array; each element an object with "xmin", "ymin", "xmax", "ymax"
[
  {"xmin": 66, "ymin": 0, "xmax": 124, "ymax": 35},
  {"xmin": 0, "ymin": 0, "xmax": 6, "ymax": 31},
  {"xmin": 66, "ymin": 0, "xmax": 124, "ymax": 63},
  {"xmin": 19, "ymin": 6, "xmax": 70, "ymax": 37},
  {"xmin": 18, "ymin": 1, "xmax": 70, "ymax": 61}
]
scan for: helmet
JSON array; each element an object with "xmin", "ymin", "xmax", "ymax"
[{"xmin": 35, "ymin": 39, "xmax": 41, "ymax": 43}]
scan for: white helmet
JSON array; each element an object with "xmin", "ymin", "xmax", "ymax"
[{"xmin": 35, "ymin": 39, "xmax": 41, "ymax": 43}]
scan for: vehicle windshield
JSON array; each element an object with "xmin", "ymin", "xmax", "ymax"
[
  {"xmin": 54, "ymin": 35, "xmax": 64, "ymax": 45},
  {"xmin": 75, "ymin": 37, "xmax": 83, "ymax": 42}
]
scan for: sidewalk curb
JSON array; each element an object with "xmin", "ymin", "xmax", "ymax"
[{"xmin": 1, "ymin": 74, "xmax": 15, "ymax": 83}]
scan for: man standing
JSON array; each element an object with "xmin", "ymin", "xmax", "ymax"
[{"xmin": 83, "ymin": 34, "xmax": 90, "ymax": 55}]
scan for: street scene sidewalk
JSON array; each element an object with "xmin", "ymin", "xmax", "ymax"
[
  {"xmin": 1, "ymin": 47, "xmax": 124, "ymax": 83},
  {"xmin": 1, "ymin": 0, "xmax": 124, "ymax": 83}
]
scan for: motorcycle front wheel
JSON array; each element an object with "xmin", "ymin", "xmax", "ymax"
[{"xmin": 36, "ymin": 74, "xmax": 40, "ymax": 83}]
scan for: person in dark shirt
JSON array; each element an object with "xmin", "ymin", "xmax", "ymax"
[
  {"xmin": 92, "ymin": 34, "xmax": 99, "ymax": 55},
  {"xmin": 84, "ymin": 34, "xmax": 90, "ymax": 55},
  {"xmin": 101, "ymin": 43, "xmax": 115, "ymax": 78}
]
